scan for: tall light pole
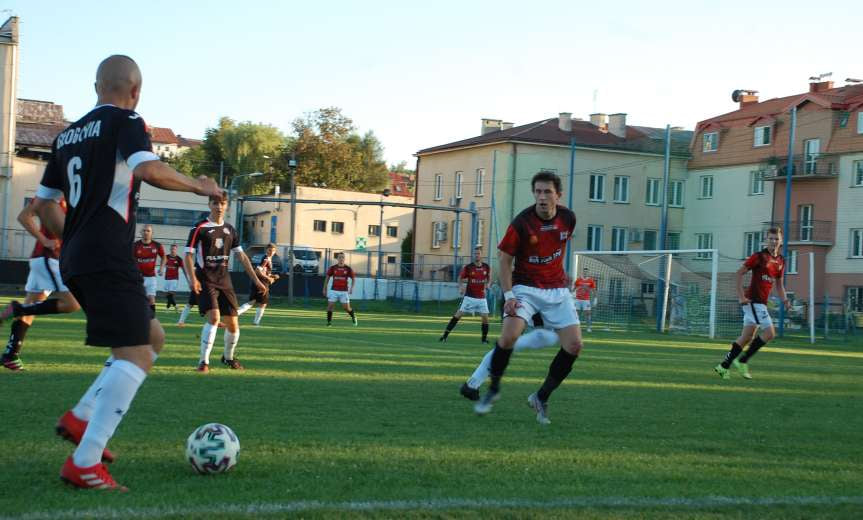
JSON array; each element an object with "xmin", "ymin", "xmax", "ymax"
[
  {"xmin": 377, "ymin": 188, "xmax": 391, "ymax": 279},
  {"xmin": 287, "ymin": 155, "xmax": 298, "ymax": 304}
]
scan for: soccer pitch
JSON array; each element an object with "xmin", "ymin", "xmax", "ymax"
[{"xmin": 1, "ymin": 299, "xmax": 861, "ymax": 519}]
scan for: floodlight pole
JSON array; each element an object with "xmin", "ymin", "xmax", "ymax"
[
  {"xmin": 656, "ymin": 125, "xmax": 671, "ymax": 332},
  {"xmin": 779, "ymin": 106, "xmax": 797, "ymax": 337},
  {"xmin": 287, "ymin": 155, "xmax": 298, "ymax": 305}
]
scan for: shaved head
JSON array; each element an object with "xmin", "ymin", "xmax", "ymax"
[{"xmin": 95, "ymin": 55, "xmax": 142, "ymax": 109}]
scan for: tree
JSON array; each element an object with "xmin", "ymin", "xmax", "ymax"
[
  {"xmin": 400, "ymin": 228, "xmax": 414, "ymax": 279},
  {"xmin": 389, "ymin": 160, "xmax": 414, "ymax": 174}
]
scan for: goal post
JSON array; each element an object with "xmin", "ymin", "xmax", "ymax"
[{"xmin": 572, "ymin": 249, "xmax": 721, "ymax": 338}]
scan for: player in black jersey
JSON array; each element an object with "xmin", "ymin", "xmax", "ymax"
[
  {"xmin": 237, "ymin": 243, "xmax": 279, "ymax": 326},
  {"xmin": 185, "ymin": 192, "xmax": 266, "ymax": 372},
  {"xmin": 30, "ymin": 55, "xmax": 221, "ymax": 490}
]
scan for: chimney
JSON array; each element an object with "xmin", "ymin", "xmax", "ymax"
[
  {"xmin": 608, "ymin": 113, "xmax": 627, "ymax": 138},
  {"xmin": 558, "ymin": 112, "xmax": 572, "ymax": 132},
  {"xmin": 739, "ymin": 94, "xmax": 759, "ymax": 108},
  {"xmin": 809, "ymin": 80, "xmax": 834, "ymax": 93},
  {"xmin": 481, "ymin": 118, "xmax": 503, "ymax": 135},
  {"xmin": 589, "ymin": 113, "xmax": 608, "ymax": 131},
  {"xmin": 501, "ymin": 122, "xmax": 514, "ymax": 130}
]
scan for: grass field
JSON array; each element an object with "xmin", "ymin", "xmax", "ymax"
[{"xmin": 0, "ymin": 297, "xmax": 862, "ymax": 519}]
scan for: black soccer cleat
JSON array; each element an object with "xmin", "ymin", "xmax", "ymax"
[
  {"xmin": 220, "ymin": 355, "xmax": 244, "ymax": 370},
  {"xmin": 459, "ymin": 382, "xmax": 480, "ymax": 401},
  {"xmin": 439, "ymin": 335, "xmax": 448, "ymax": 343}
]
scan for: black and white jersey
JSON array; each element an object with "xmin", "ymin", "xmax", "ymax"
[
  {"xmin": 37, "ymin": 104, "xmax": 158, "ymax": 278},
  {"xmin": 186, "ymin": 219, "xmax": 242, "ymax": 288}
]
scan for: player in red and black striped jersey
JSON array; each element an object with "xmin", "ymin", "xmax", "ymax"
[
  {"xmin": 28, "ymin": 56, "xmax": 222, "ymax": 490},
  {"xmin": 133, "ymin": 225, "xmax": 165, "ymax": 312},
  {"xmin": 237, "ymin": 243, "xmax": 280, "ymax": 325},
  {"xmin": 324, "ymin": 253, "xmax": 357, "ymax": 326},
  {"xmin": 185, "ymin": 193, "xmax": 266, "ymax": 372},
  {"xmin": 715, "ymin": 227, "xmax": 790, "ymax": 380},
  {"xmin": 439, "ymin": 246, "xmax": 492, "ymax": 343},
  {"xmin": 474, "ymin": 171, "xmax": 583, "ymax": 425},
  {"xmin": 1, "ymin": 199, "xmax": 81, "ymax": 371},
  {"xmin": 162, "ymin": 244, "xmax": 185, "ymax": 311}
]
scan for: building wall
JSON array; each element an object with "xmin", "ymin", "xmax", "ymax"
[
  {"xmin": 0, "ymin": 18, "xmax": 19, "ymax": 259},
  {"xmin": 827, "ymin": 152, "xmax": 863, "ymax": 275}
]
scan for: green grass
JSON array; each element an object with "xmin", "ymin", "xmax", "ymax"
[{"xmin": 0, "ymin": 298, "xmax": 861, "ymax": 519}]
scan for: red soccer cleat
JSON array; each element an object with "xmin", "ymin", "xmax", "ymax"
[
  {"xmin": 60, "ymin": 456, "xmax": 127, "ymax": 491},
  {"xmin": 55, "ymin": 411, "xmax": 116, "ymax": 463},
  {"xmin": 196, "ymin": 361, "xmax": 209, "ymax": 373}
]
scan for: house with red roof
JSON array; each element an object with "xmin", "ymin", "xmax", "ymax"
[{"xmin": 686, "ymin": 79, "xmax": 863, "ymax": 311}]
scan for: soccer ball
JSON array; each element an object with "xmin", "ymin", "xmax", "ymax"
[{"xmin": 185, "ymin": 423, "xmax": 240, "ymax": 475}]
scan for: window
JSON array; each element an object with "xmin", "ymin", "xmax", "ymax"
[
  {"xmin": 754, "ymin": 125, "xmax": 771, "ymax": 147},
  {"xmin": 608, "ymin": 278, "xmax": 624, "ymax": 304},
  {"xmin": 394, "ymin": 184, "xmax": 402, "ymax": 193},
  {"xmin": 455, "ymin": 171, "xmax": 463, "ymax": 199},
  {"xmin": 702, "ymin": 132, "xmax": 718, "ymax": 152},
  {"xmin": 804, "ymin": 139, "xmax": 820, "ymax": 174},
  {"xmin": 744, "ymin": 231, "xmax": 763, "ymax": 257},
  {"xmin": 799, "ymin": 205, "xmax": 813, "ymax": 242},
  {"xmin": 749, "ymin": 170, "xmax": 765, "ymax": 195},
  {"xmin": 695, "ymin": 233, "xmax": 713, "ymax": 259},
  {"xmin": 387, "ymin": 255, "xmax": 397, "ymax": 264},
  {"xmin": 852, "ymin": 229, "xmax": 863, "ymax": 258},
  {"xmin": 589, "ymin": 174, "xmax": 605, "ymax": 201},
  {"xmin": 646, "ymin": 178, "xmax": 661, "ymax": 205},
  {"xmin": 587, "ymin": 225, "xmax": 603, "ymax": 251},
  {"xmin": 839, "ymin": 112, "xmax": 850, "ymax": 128},
  {"xmin": 642, "ymin": 282, "xmax": 656, "ymax": 295},
  {"xmin": 313, "ymin": 220, "xmax": 327, "ymax": 232},
  {"xmin": 668, "ymin": 180, "xmax": 684, "ymax": 207},
  {"xmin": 787, "ymin": 250, "xmax": 798, "ymax": 274},
  {"xmin": 386, "ymin": 225, "xmax": 398, "ymax": 238},
  {"xmin": 331, "ymin": 221, "xmax": 345, "ymax": 234},
  {"xmin": 611, "ymin": 227, "xmax": 627, "ymax": 252},
  {"xmin": 643, "ymin": 229, "xmax": 657, "ymax": 250},
  {"xmin": 854, "ymin": 160, "xmax": 863, "ymax": 187},
  {"xmin": 451, "ymin": 220, "xmax": 462, "ymax": 249},
  {"xmin": 848, "ymin": 286, "xmax": 863, "ymax": 312},
  {"xmin": 368, "ymin": 225, "xmax": 381, "ymax": 237},
  {"xmin": 476, "ymin": 219, "xmax": 485, "ymax": 247},
  {"xmin": 431, "ymin": 221, "xmax": 446, "ymax": 249},
  {"xmin": 858, "ymin": 112, "xmax": 863, "ymax": 134},
  {"xmin": 613, "ymin": 176, "xmax": 629, "ymax": 203},
  {"xmin": 434, "ymin": 174, "xmax": 443, "ymax": 200},
  {"xmin": 699, "ymin": 175, "xmax": 714, "ymax": 199},
  {"xmin": 666, "ymin": 232, "xmax": 680, "ymax": 251},
  {"xmin": 475, "ymin": 168, "xmax": 485, "ymax": 196}
]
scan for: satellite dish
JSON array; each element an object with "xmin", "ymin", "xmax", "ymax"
[{"xmin": 732, "ymin": 89, "xmax": 743, "ymax": 102}]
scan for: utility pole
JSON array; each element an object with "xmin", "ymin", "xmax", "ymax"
[{"xmin": 287, "ymin": 155, "xmax": 298, "ymax": 305}]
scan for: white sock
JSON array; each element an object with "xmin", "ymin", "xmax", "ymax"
[
  {"xmin": 237, "ymin": 302, "xmax": 253, "ymax": 316},
  {"xmin": 71, "ymin": 355, "xmax": 115, "ymax": 421},
  {"xmin": 467, "ymin": 349, "xmax": 494, "ymax": 389},
  {"xmin": 73, "ymin": 359, "xmax": 146, "ymax": 467},
  {"xmin": 253, "ymin": 307, "xmax": 265, "ymax": 325},
  {"xmin": 514, "ymin": 329, "xmax": 558, "ymax": 351},
  {"xmin": 151, "ymin": 349, "xmax": 158, "ymax": 363},
  {"xmin": 178, "ymin": 305, "xmax": 190, "ymax": 324},
  {"xmin": 223, "ymin": 330, "xmax": 239, "ymax": 360},
  {"xmin": 200, "ymin": 323, "xmax": 218, "ymax": 364}
]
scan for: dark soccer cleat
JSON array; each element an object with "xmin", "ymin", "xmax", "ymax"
[
  {"xmin": 221, "ymin": 355, "xmax": 244, "ymax": 370},
  {"xmin": 439, "ymin": 335, "xmax": 447, "ymax": 343},
  {"xmin": 60, "ymin": 457, "xmax": 127, "ymax": 491},
  {"xmin": 0, "ymin": 300, "xmax": 21, "ymax": 324},
  {"xmin": 1, "ymin": 353, "xmax": 24, "ymax": 371},
  {"xmin": 55, "ymin": 411, "xmax": 116, "ymax": 463},
  {"xmin": 196, "ymin": 361, "xmax": 209, "ymax": 373},
  {"xmin": 459, "ymin": 382, "xmax": 480, "ymax": 401}
]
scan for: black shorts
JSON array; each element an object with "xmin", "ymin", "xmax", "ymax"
[
  {"xmin": 65, "ymin": 271, "xmax": 152, "ymax": 348},
  {"xmin": 188, "ymin": 290, "xmax": 198, "ymax": 306},
  {"xmin": 198, "ymin": 281, "xmax": 239, "ymax": 317},
  {"xmin": 249, "ymin": 282, "xmax": 270, "ymax": 305}
]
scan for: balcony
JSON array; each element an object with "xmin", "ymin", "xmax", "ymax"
[
  {"xmin": 760, "ymin": 154, "xmax": 840, "ymax": 181},
  {"xmin": 764, "ymin": 220, "xmax": 834, "ymax": 245}
]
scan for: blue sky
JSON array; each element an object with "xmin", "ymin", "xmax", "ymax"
[{"xmin": 5, "ymin": 1, "xmax": 860, "ymax": 166}]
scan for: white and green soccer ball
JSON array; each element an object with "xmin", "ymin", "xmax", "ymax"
[{"xmin": 186, "ymin": 423, "xmax": 240, "ymax": 475}]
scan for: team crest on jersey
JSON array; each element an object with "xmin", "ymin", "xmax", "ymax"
[
  {"xmin": 560, "ymin": 231, "xmax": 568, "ymax": 240},
  {"xmin": 215, "ymin": 238, "xmax": 223, "ymax": 249},
  {"xmin": 223, "ymin": 227, "xmax": 229, "ymax": 234},
  {"xmin": 529, "ymin": 235, "xmax": 538, "ymax": 245}
]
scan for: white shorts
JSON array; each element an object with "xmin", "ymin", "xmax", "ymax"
[
  {"xmin": 143, "ymin": 276, "xmax": 158, "ymax": 297},
  {"xmin": 573, "ymin": 298, "xmax": 591, "ymax": 311},
  {"xmin": 163, "ymin": 279, "xmax": 179, "ymax": 292},
  {"xmin": 458, "ymin": 296, "xmax": 489, "ymax": 315},
  {"xmin": 506, "ymin": 285, "xmax": 580, "ymax": 330},
  {"xmin": 742, "ymin": 303, "xmax": 774, "ymax": 328},
  {"xmin": 25, "ymin": 257, "xmax": 68, "ymax": 294},
  {"xmin": 327, "ymin": 290, "xmax": 350, "ymax": 304}
]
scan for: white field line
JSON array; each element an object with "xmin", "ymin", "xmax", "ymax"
[{"xmin": 7, "ymin": 495, "xmax": 863, "ymax": 519}]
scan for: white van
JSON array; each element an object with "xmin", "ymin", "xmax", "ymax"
[{"xmin": 282, "ymin": 244, "xmax": 320, "ymax": 274}]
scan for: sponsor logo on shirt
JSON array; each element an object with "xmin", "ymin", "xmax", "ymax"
[
  {"xmin": 215, "ymin": 238, "xmax": 223, "ymax": 249},
  {"xmin": 528, "ymin": 249, "xmax": 562, "ymax": 264},
  {"xmin": 540, "ymin": 224, "xmax": 557, "ymax": 231}
]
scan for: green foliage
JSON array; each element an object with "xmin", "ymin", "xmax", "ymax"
[{"xmin": 389, "ymin": 160, "xmax": 414, "ymax": 174}]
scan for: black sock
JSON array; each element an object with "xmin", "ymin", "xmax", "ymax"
[
  {"xmin": 327, "ymin": 311, "xmax": 333, "ymax": 323},
  {"xmin": 17, "ymin": 299, "xmax": 60, "ymax": 316},
  {"xmin": 442, "ymin": 316, "xmax": 460, "ymax": 337},
  {"xmin": 488, "ymin": 342, "xmax": 514, "ymax": 393},
  {"xmin": 481, "ymin": 323, "xmax": 489, "ymax": 341},
  {"xmin": 721, "ymin": 342, "xmax": 743, "ymax": 368},
  {"xmin": 348, "ymin": 309, "xmax": 356, "ymax": 318},
  {"xmin": 149, "ymin": 304, "xmax": 156, "ymax": 314},
  {"xmin": 537, "ymin": 348, "xmax": 578, "ymax": 402},
  {"xmin": 739, "ymin": 336, "xmax": 766, "ymax": 363},
  {"xmin": 167, "ymin": 294, "xmax": 176, "ymax": 308},
  {"xmin": 4, "ymin": 320, "xmax": 30, "ymax": 356}
]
